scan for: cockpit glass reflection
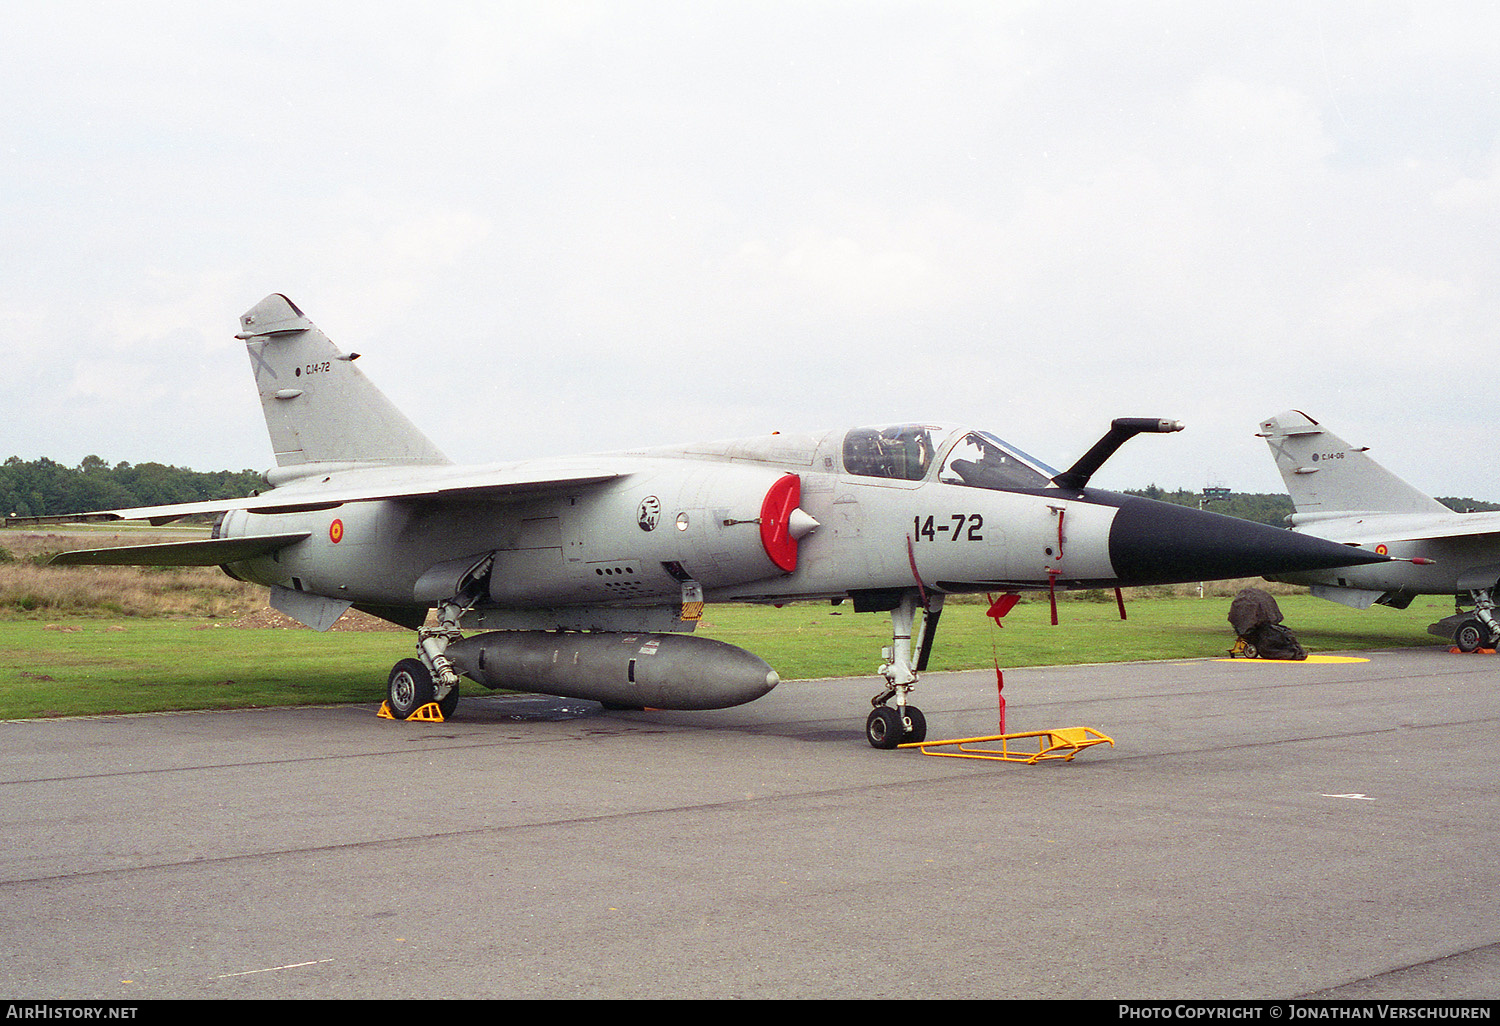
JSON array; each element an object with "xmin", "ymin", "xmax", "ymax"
[
  {"xmin": 841, "ymin": 425, "xmax": 937, "ymax": 481},
  {"xmin": 939, "ymin": 431, "xmax": 1054, "ymax": 490},
  {"xmin": 841, "ymin": 425, "xmax": 1056, "ymax": 490}
]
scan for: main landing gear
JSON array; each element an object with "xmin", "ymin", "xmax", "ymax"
[
  {"xmin": 1453, "ymin": 586, "xmax": 1500, "ymax": 653},
  {"xmin": 387, "ymin": 657, "xmax": 458, "ymax": 720},
  {"xmin": 866, "ymin": 590, "xmax": 943, "ymax": 749},
  {"xmin": 386, "ymin": 597, "xmax": 470, "ymax": 721},
  {"xmin": 386, "ymin": 559, "xmax": 495, "ymax": 720}
]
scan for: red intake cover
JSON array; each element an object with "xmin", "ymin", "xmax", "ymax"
[{"xmin": 759, "ymin": 474, "xmax": 802, "ymax": 573}]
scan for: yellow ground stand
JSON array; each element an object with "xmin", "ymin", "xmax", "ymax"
[
  {"xmin": 1216, "ymin": 654, "xmax": 1369, "ymax": 665},
  {"xmin": 900, "ymin": 726, "xmax": 1114, "ymax": 764}
]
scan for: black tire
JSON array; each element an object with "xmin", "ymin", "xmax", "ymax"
[
  {"xmin": 866, "ymin": 706, "xmax": 904, "ymax": 749},
  {"xmin": 901, "ymin": 705, "xmax": 927, "ymax": 744},
  {"xmin": 437, "ymin": 685, "xmax": 460, "ymax": 719},
  {"xmin": 388, "ymin": 658, "xmax": 435, "ymax": 719},
  {"xmin": 1454, "ymin": 618, "xmax": 1490, "ymax": 653}
]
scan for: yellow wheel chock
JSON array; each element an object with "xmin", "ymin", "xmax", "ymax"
[
  {"xmin": 377, "ymin": 701, "xmax": 446, "ymax": 723},
  {"xmin": 899, "ymin": 726, "xmax": 1114, "ymax": 764}
]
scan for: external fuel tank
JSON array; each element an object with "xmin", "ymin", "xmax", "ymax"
[{"xmin": 445, "ymin": 630, "xmax": 780, "ymax": 710}]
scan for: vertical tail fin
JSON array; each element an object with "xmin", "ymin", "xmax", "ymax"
[
  {"xmin": 1257, "ymin": 410, "xmax": 1447, "ymax": 517},
  {"xmin": 237, "ymin": 295, "xmax": 449, "ymax": 469}
]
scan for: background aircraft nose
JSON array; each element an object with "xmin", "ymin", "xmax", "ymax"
[{"xmin": 1106, "ymin": 495, "xmax": 1385, "ymax": 586}]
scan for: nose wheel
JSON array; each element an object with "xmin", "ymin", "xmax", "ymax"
[{"xmin": 866, "ymin": 704, "xmax": 927, "ymax": 749}]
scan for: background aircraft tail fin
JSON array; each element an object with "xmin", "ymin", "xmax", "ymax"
[
  {"xmin": 1258, "ymin": 410, "xmax": 1448, "ymax": 517},
  {"xmin": 237, "ymin": 294, "xmax": 450, "ymax": 469}
]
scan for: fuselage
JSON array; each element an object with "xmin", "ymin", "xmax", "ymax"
[{"xmin": 216, "ymin": 422, "xmax": 1383, "ymax": 631}]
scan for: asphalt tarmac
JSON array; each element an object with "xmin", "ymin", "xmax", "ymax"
[{"xmin": 1, "ymin": 645, "xmax": 1497, "ymax": 1000}]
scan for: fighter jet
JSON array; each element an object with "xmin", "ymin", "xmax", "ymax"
[
  {"xmin": 1259, "ymin": 410, "xmax": 1500, "ymax": 652},
  {"xmin": 27, "ymin": 296, "xmax": 1385, "ymax": 747}
]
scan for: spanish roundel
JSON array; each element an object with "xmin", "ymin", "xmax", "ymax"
[{"xmin": 330, "ymin": 519, "xmax": 344, "ymax": 544}]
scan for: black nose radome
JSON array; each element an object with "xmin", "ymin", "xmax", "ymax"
[{"xmin": 1107, "ymin": 495, "xmax": 1385, "ymax": 587}]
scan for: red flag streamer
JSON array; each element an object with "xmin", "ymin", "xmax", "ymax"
[
  {"xmin": 1047, "ymin": 569, "xmax": 1060, "ymax": 626},
  {"xmin": 995, "ymin": 659, "xmax": 1006, "ymax": 734},
  {"xmin": 986, "ymin": 592, "xmax": 1019, "ymax": 623},
  {"xmin": 1115, "ymin": 586, "xmax": 1127, "ymax": 620},
  {"xmin": 987, "ymin": 592, "xmax": 1009, "ymax": 732}
]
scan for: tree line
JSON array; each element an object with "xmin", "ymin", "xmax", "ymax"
[
  {"xmin": 2, "ymin": 456, "xmax": 263, "ymax": 518},
  {"xmin": 1128, "ymin": 485, "xmax": 1499, "ymax": 525}
]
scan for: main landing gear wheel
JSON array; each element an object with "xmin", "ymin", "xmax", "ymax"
[
  {"xmin": 387, "ymin": 658, "xmax": 459, "ymax": 720},
  {"xmin": 1454, "ymin": 618, "xmax": 1492, "ymax": 654},
  {"xmin": 865, "ymin": 705, "xmax": 927, "ymax": 749}
]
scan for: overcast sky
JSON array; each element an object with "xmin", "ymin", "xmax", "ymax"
[{"xmin": 4, "ymin": 1, "xmax": 1498, "ymax": 499}]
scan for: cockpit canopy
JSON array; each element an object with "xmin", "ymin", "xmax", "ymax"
[
  {"xmin": 841, "ymin": 424, "xmax": 936, "ymax": 481},
  {"xmin": 842, "ymin": 424, "xmax": 1057, "ymax": 490}
]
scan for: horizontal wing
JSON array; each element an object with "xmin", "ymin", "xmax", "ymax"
[
  {"xmin": 1394, "ymin": 524, "xmax": 1500, "ymax": 544},
  {"xmin": 8, "ymin": 462, "xmax": 626, "ymax": 527},
  {"xmin": 50, "ymin": 533, "xmax": 312, "ymax": 566},
  {"xmin": 1295, "ymin": 512, "xmax": 1500, "ymax": 546}
]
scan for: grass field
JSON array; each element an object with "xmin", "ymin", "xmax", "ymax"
[{"xmin": 0, "ymin": 587, "xmax": 1456, "ymax": 720}]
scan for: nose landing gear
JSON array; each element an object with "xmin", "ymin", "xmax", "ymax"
[
  {"xmin": 865, "ymin": 590, "xmax": 942, "ymax": 749},
  {"xmin": 866, "ymin": 704, "xmax": 927, "ymax": 749}
]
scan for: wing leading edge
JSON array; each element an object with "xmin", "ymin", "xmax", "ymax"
[
  {"xmin": 1285, "ymin": 510, "xmax": 1500, "ymax": 545},
  {"xmin": 50, "ymin": 533, "xmax": 313, "ymax": 567},
  {"xmin": 11, "ymin": 463, "xmax": 626, "ymax": 528}
]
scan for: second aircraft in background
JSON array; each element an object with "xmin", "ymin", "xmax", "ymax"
[{"xmin": 1259, "ymin": 410, "xmax": 1500, "ymax": 652}]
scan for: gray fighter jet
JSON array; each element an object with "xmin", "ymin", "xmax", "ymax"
[
  {"xmin": 1259, "ymin": 410, "xmax": 1500, "ymax": 652},
  {"xmin": 32, "ymin": 297, "xmax": 1385, "ymax": 746}
]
